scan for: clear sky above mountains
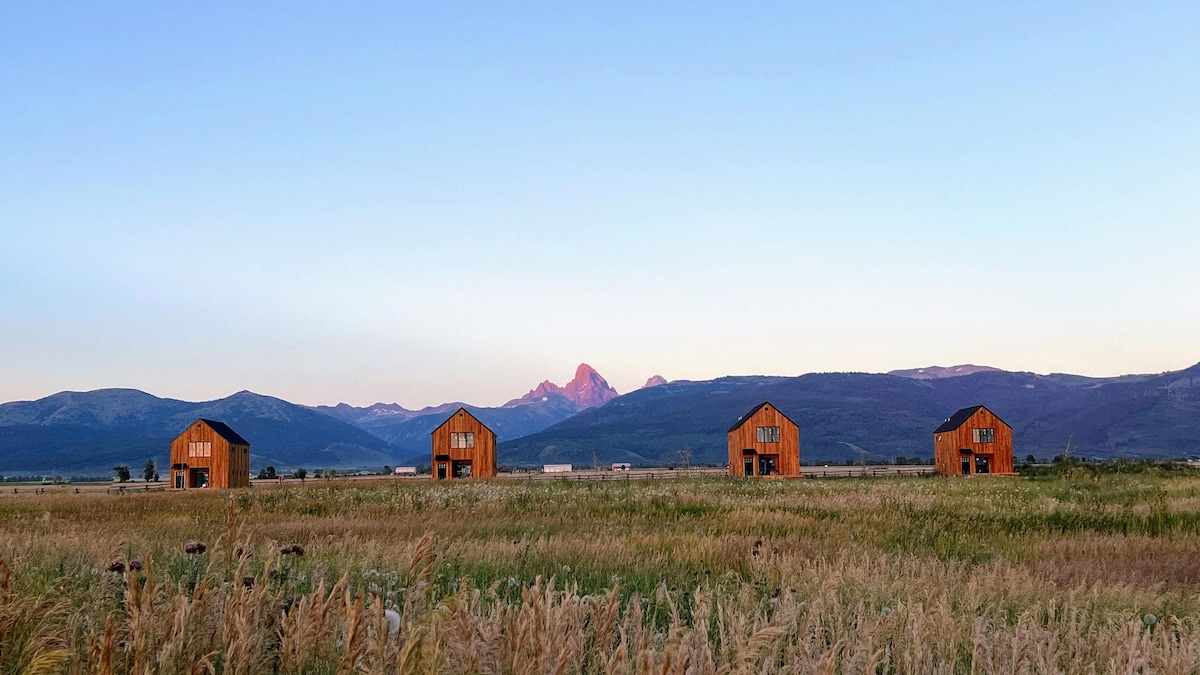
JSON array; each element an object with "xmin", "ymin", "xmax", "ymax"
[{"xmin": 3, "ymin": 2, "xmax": 1198, "ymax": 407}]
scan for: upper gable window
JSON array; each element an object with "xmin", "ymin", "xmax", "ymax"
[
  {"xmin": 188, "ymin": 441, "xmax": 212, "ymax": 458},
  {"xmin": 756, "ymin": 426, "xmax": 781, "ymax": 443},
  {"xmin": 450, "ymin": 432, "xmax": 475, "ymax": 449},
  {"xmin": 972, "ymin": 428, "xmax": 995, "ymax": 443}
]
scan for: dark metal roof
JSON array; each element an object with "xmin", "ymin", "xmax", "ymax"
[
  {"xmin": 933, "ymin": 405, "xmax": 1009, "ymax": 433},
  {"xmin": 430, "ymin": 407, "xmax": 496, "ymax": 436},
  {"xmin": 727, "ymin": 401, "xmax": 799, "ymax": 433},
  {"xmin": 197, "ymin": 418, "xmax": 250, "ymax": 446}
]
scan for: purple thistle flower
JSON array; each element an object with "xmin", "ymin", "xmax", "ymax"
[
  {"xmin": 106, "ymin": 558, "xmax": 126, "ymax": 573},
  {"xmin": 128, "ymin": 558, "xmax": 144, "ymax": 571},
  {"xmin": 184, "ymin": 540, "xmax": 207, "ymax": 555}
]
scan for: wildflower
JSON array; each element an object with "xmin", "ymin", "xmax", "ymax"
[
  {"xmin": 242, "ymin": 576, "xmax": 255, "ymax": 588},
  {"xmin": 281, "ymin": 544, "xmax": 305, "ymax": 556},
  {"xmin": 128, "ymin": 558, "xmax": 144, "ymax": 572},
  {"xmin": 106, "ymin": 558, "xmax": 126, "ymax": 573},
  {"xmin": 184, "ymin": 540, "xmax": 207, "ymax": 555},
  {"xmin": 384, "ymin": 609, "xmax": 401, "ymax": 638},
  {"xmin": 235, "ymin": 547, "xmax": 252, "ymax": 560}
]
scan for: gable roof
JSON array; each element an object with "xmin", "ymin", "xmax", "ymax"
[
  {"xmin": 727, "ymin": 401, "xmax": 799, "ymax": 433},
  {"xmin": 933, "ymin": 405, "xmax": 1009, "ymax": 433},
  {"xmin": 431, "ymin": 407, "xmax": 496, "ymax": 436},
  {"xmin": 196, "ymin": 418, "xmax": 250, "ymax": 445}
]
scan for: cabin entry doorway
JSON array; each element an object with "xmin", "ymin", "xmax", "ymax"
[
  {"xmin": 189, "ymin": 468, "xmax": 210, "ymax": 488},
  {"xmin": 758, "ymin": 455, "xmax": 778, "ymax": 476},
  {"xmin": 436, "ymin": 462, "xmax": 447, "ymax": 480},
  {"xmin": 960, "ymin": 455, "xmax": 971, "ymax": 475},
  {"xmin": 742, "ymin": 452, "xmax": 755, "ymax": 476},
  {"xmin": 174, "ymin": 472, "xmax": 184, "ymax": 489},
  {"xmin": 452, "ymin": 460, "xmax": 473, "ymax": 478}
]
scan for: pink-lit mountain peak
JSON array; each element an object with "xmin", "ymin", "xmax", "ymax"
[{"xmin": 518, "ymin": 363, "xmax": 619, "ymax": 409}]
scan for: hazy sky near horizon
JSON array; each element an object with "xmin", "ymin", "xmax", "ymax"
[{"xmin": 3, "ymin": 2, "xmax": 1199, "ymax": 407}]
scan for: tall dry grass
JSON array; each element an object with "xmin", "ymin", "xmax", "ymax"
[{"xmin": 1, "ymin": 474, "xmax": 1199, "ymax": 672}]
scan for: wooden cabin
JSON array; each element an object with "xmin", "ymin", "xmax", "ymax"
[
  {"xmin": 169, "ymin": 418, "xmax": 251, "ymax": 489},
  {"xmin": 430, "ymin": 408, "xmax": 496, "ymax": 480},
  {"xmin": 727, "ymin": 402, "xmax": 801, "ymax": 477},
  {"xmin": 933, "ymin": 405, "xmax": 1015, "ymax": 476}
]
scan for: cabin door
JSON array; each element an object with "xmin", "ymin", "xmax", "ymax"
[
  {"xmin": 174, "ymin": 472, "xmax": 185, "ymax": 489},
  {"xmin": 975, "ymin": 456, "xmax": 991, "ymax": 474},
  {"xmin": 436, "ymin": 462, "xmax": 447, "ymax": 480},
  {"xmin": 743, "ymin": 455, "xmax": 755, "ymax": 476},
  {"xmin": 758, "ymin": 455, "xmax": 777, "ymax": 476},
  {"xmin": 960, "ymin": 456, "xmax": 971, "ymax": 475}
]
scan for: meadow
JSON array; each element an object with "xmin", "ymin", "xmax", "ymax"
[{"xmin": 3, "ymin": 467, "xmax": 1200, "ymax": 673}]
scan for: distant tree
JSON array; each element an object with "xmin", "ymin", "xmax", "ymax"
[
  {"xmin": 264, "ymin": 466, "xmax": 277, "ymax": 480},
  {"xmin": 113, "ymin": 465, "xmax": 131, "ymax": 483},
  {"xmin": 257, "ymin": 468, "xmax": 268, "ymax": 480},
  {"xmin": 1025, "ymin": 454, "xmax": 1037, "ymax": 465},
  {"xmin": 153, "ymin": 471, "xmax": 160, "ymax": 482},
  {"xmin": 895, "ymin": 456, "xmax": 909, "ymax": 465},
  {"xmin": 383, "ymin": 465, "xmax": 392, "ymax": 476},
  {"xmin": 143, "ymin": 459, "xmax": 156, "ymax": 483},
  {"xmin": 678, "ymin": 447, "xmax": 693, "ymax": 472},
  {"xmin": 325, "ymin": 469, "xmax": 336, "ymax": 479},
  {"xmin": 295, "ymin": 468, "xmax": 307, "ymax": 482}
]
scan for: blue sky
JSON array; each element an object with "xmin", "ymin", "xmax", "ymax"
[{"xmin": 2, "ymin": 2, "xmax": 1198, "ymax": 407}]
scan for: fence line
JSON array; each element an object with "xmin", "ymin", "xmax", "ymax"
[{"xmin": 506, "ymin": 466, "xmax": 934, "ymax": 482}]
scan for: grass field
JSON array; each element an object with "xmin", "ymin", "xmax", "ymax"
[{"xmin": 3, "ymin": 466, "xmax": 1200, "ymax": 673}]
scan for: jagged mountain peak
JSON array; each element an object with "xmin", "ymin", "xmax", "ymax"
[
  {"xmin": 516, "ymin": 363, "xmax": 619, "ymax": 409},
  {"xmin": 643, "ymin": 375, "xmax": 668, "ymax": 388}
]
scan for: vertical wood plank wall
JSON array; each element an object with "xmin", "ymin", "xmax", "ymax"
[
  {"xmin": 169, "ymin": 421, "xmax": 251, "ymax": 489},
  {"xmin": 726, "ymin": 405, "xmax": 801, "ymax": 477},
  {"xmin": 934, "ymin": 408, "xmax": 1014, "ymax": 476},
  {"xmin": 430, "ymin": 409, "xmax": 497, "ymax": 479}
]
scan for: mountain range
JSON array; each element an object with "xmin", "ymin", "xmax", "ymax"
[
  {"xmin": 0, "ymin": 389, "xmax": 395, "ymax": 474},
  {"xmin": 2, "ymin": 361, "xmax": 1198, "ymax": 474},
  {"xmin": 314, "ymin": 364, "xmax": 619, "ymax": 460},
  {"xmin": 500, "ymin": 363, "xmax": 1200, "ymax": 466}
]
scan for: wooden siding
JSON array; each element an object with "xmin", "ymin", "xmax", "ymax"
[
  {"xmin": 934, "ymin": 407, "xmax": 1014, "ymax": 476},
  {"xmin": 430, "ymin": 409, "xmax": 497, "ymax": 479},
  {"xmin": 727, "ymin": 403, "xmax": 801, "ymax": 477},
  {"xmin": 169, "ymin": 420, "xmax": 251, "ymax": 489}
]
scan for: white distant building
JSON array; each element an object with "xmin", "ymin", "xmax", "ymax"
[
  {"xmin": 611, "ymin": 463, "xmax": 631, "ymax": 471},
  {"xmin": 543, "ymin": 464, "xmax": 572, "ymax": 473},
  {"xmin": 394, "ymin": 466, "xmax": 417, "ymax": 475}
]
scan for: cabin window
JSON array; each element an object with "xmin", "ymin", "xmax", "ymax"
[
  {"xmin": 972, "ymin": 428, "xmax": 995, "ymax": 443},
  {"xmin": 450, "ymin": 432, "xmax": 475, "ymax": 449},
  {"xmin": 187, "ymin": 441, "xmax": 212, "ymax": 458},
  {"xmin": 755, "ymin": 426, "xmax": 781, "ymax": 443}
]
